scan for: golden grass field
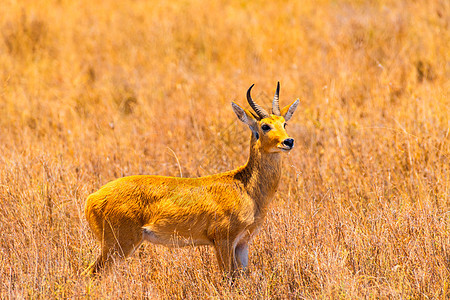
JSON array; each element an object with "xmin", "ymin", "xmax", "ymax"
[{"xmin": 0, "ymin": 0, "xmax": 449, "ymax": 298}]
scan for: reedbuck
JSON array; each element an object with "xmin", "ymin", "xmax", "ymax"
[{"xmin": 83, "ymin": 83, "xmax": 299, "ymax": 276}]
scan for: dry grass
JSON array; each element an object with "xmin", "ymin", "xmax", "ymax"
[{"xmin": 0, "ymin": 0, "xmax": 449, "ymax": 298}]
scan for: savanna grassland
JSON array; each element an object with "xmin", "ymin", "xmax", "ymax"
[{"xmin": 0, "ymin": 0, "xmax": 449, "ymax": 298}]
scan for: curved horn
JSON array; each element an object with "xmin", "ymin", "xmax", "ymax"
[
  {"xmin": 247, "ymin": 84, "xmax": 270, "ymax": 119},
  {"xmin": 272, "ymin": 81, "xmax": 281, "ymax": 115}
]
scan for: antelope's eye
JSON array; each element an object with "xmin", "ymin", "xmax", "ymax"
[
  {"xmin": 261, "ymin": 124, "xmax": 271, "ymax": 132},
  {"xmin": 283, "ymin": 123, "xmax": 287, "ymax": 128}
]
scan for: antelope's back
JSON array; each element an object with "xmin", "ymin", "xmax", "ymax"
[{"xmin": 84, "ymin": 174, "xmax": 255, "ymax": 237}]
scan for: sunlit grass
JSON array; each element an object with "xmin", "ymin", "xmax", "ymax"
[{"xmin": 0, "ymin": 0, "xmax": 448, "ymax": 298}]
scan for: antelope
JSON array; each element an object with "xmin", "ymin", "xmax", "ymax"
[{"xmin": 83, "ymin": 82, "xmax": 299, "ymax": 277}]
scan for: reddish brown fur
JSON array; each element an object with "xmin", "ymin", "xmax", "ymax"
[{"xmin": 83, "ymin": 85, "xmax": 299, "ymax": 276}]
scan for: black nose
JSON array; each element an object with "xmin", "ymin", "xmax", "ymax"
[{"xmin": 283, "ymin": 138, "xmax": 294, "ymax": 148}]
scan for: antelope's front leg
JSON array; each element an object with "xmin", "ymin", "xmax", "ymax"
[
  {"xmin": 213, "ymin": 240, "xmax": 238, "ymax": 275},
  {"xmin": 235, "ymin": 242, "xmax": 249, "ymax": 270}
]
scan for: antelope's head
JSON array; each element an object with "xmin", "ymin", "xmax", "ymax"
[{"xmin": 232, "ymin": 82, "xmax": 299, "ymax": 154}]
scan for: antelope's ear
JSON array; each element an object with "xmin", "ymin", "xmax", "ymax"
[
  {"xmin": 231, "ymin": 102, "xmax": 258, "ymax": 132},
  {"xmin": 281, "ymin": 99, "xmax": 300, "ymax": 122}
]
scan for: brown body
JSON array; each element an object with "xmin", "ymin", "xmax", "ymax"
[{"xmin": 83, "ymin": 83, "xmax": 299, "ymax": 276}]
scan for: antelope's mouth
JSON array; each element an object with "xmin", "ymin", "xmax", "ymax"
[{"xmin": 277, "ymin": 145, "xmax": 293, "ymax": 152}]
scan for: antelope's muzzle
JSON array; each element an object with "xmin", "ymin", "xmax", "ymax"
[{"xmin": 282, "ymin": 138, "xmax": 294, "ymax": 149}]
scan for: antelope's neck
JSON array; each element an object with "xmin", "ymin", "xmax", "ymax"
[{"xmin": 236, "ymin": 134, "xmax": 283, "ymax": 215}]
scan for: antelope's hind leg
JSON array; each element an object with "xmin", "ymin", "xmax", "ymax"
[{"xmin": 83, "ymin": 219, "xmax": 144, "ymax": 276}]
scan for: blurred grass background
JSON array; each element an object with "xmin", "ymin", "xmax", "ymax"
[{"xmin": 0, "ymin": 0, "xmax": 449, "ymax": 298}]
